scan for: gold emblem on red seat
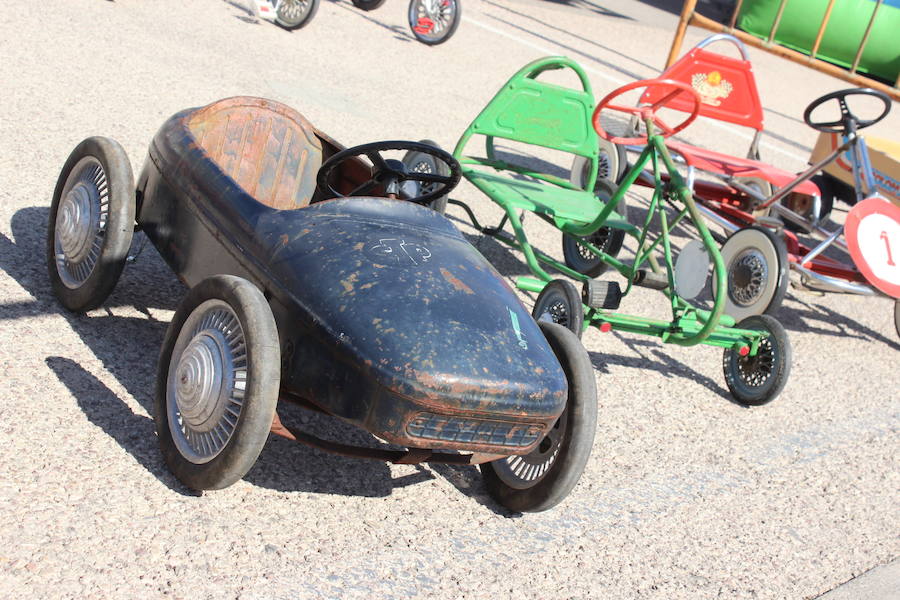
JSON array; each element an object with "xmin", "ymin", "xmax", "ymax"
[{"xmin": 691, "ymin": 71, "xmax": 734, "ymax": 106}]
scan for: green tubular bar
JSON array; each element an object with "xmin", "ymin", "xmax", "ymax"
[
  {"xmin": 449, "ymin": 58, "xmax": 765, "ymax": 355},
  {"xmin": 586, "ymin": 310, "xmax": 764, "ymax": 348}
]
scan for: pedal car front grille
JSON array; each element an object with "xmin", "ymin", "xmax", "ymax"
[{"xmin": 407, "ymin": 413, "xmax": 545, "ymax": 448}]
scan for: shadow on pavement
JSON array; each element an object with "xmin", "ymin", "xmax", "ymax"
[
  {"xmin": 482, "ymin": 0, "xmax": 655, "ymax": 80},
  {"xmin": 329, "ymin": 0, "xmax": 415, "ymax": 44},
  {"xmin": 45, "ymin": 356, "xmax": 196, "ymax": 495},
  {"xmin": 589, "ymin": 333, "xmax": 737, "ymax": 405},
  {"xmin": 778, "ymin": 295, "xmax": 900, "ymax": 350},
  {"xmin": 246, "ymin": 401, "xmax": 433, "ymax": 496},
  {"xmin": 0, "ymin": 206, "xmax": 431, "ymax": 500},
  {"xmin": 428, "ymin": 462, "xmax": 525, "ymax": 517}
]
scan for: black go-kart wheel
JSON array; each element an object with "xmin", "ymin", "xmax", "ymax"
[
  {"xmin": 400, "ymin": 139, "xmax": 451, "ymax": 214},
  {"xmin": 572, "ymin": 135, "xmax": 628, "ymax": 186},
  {"xmin": 532, "ymin": 279, "xmax": 585, "ymax": 339},
  {"xmin": 351, "ymin": 0, "xmax": 387, "ymax": 9},
  {"xmin": 894, "ymin": 298, "xmax": 900, "ymax": 340},
  {"xmin": 47, "ymin": 136, "xmax": 135, "ymax": 312},
  {"xmin": 155, "ymin": 275, "xmax": 281, "ymax": 491},
  {"xmin": 275, "ymin": 0, "xmax": 319, "ymax": 29},
  {"xmin": 565, "ymin": 159, "xmax": 628, "ymax": 277},
  {"xmin": 561, "ymin": 181, "xmax": 627, "ymax": 278},
  {"xmin": 408, "ymin": 0, "xmax": 461, "ymax": 45},
  {"xmin": 481, "ymin": 321, "xmax": 598, "ymax": 512},
  {"xmin": 782, "ymin": 173, "xmax": 835, "ymax": 233},
  {"xmin": 723, "ymin": 315, "xmax": 792, "ymax": 406},
  {"xmin": 716, "ymin": 226, "xmax": 789, "ymax": 321}
]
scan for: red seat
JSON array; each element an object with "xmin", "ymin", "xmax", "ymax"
[
  {"xmin": 666, "ymin": 140, "xmax": 820, "ymax": 195},
  {"xmin": 639, "ymin": 36, "xmax": 819, "ymax": 198},
  {"xmin": 641, "ymin": 47, "xmax": 764, "ymax": 133}
]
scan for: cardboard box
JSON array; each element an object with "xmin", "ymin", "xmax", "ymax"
[{"xmin": 811, "ymin": 132, "xmax": 900, "ymax": 206}]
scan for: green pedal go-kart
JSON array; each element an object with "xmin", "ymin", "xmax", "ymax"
[{"xmin": 446, "ymin": 57, "xmax": 793, "ymax": 406}]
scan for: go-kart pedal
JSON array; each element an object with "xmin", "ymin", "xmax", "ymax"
[
  {"xmin": 582, "ymin": 280, "xmax": 622, "ymax": 310},
  {"xmin": 632, "ymin": 269, "xmax": 669, "ymax": 290}
]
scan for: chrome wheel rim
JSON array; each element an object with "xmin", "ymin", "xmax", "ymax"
[
  {"xmin": 167, "ymin": 300, "xmax": 247, "ymax": 464},
  {"xmin": 538, "ymin": 293, "xmax": 572, "ymax": 329},
  {"xmin": 575, "ymin": 230, "xmax": 610, "ymax": 262},
  {"xmin": 277, "ymin": 0, "xmax": 311, "ymax": 24},
  {"xmin": 410, "ymin": 156, "xmax": 437, "ymax": 195},
  {"xmin": 54, "ymin": 156, "xmax": 108, "ymax": 289},
  {"xmin": 401, "ymin": 154, "xmax": 439, "ymax": 198},
  {"xmin": 412, "ymin": 0, "xmax": 455, "ymax": 39},
  {"xmin": 492, "ymin": 411, "xmax": 567, "ymax": 490},
  {"xmin": 728, "ymin": 248, "xmax": 767, "ymax": 307},
  {"xmin": 597, "ymin": 149, "xmax": 613, "ymax": 181},
  {"xmin": 735, "ymin": 336, "xmax": 775, "ymax": 387}
]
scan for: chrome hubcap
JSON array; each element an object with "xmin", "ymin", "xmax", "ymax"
[
  {"xmin": 729, "ymin": 249, "xmax": 767, "ymax": 306},
  {"xmin": 54, "ymin": 157, "xmax": 108, "ymax": 288},
  {"xmin": 278, "ymin": 0, "xmax": 310, "ymax": 21},
  {"xmin": 413, "ymin": 0, "xmax": 454, "ymax": 36},
  {"xmin": 168, "ymin": 301, "xmax": 247, "ymax": 464}
]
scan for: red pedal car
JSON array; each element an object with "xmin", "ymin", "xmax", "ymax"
[{"xmin": 582, "ymin": 35, "xmax": 900, "ymax": 338}]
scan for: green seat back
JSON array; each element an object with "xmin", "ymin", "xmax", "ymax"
[{"xmin": 454, "ymin": 56, "xmax": 599, "ymax": 174}]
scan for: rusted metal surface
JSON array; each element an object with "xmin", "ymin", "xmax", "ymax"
[
  {"xmin": 259, "ymin": 196, "xmax": 566, "ymax": 453},
  {"xmin": 136, "ymin": 96, "xmax": 568, "ymax": 458},
  {"xmin": 187, "ymin": 97, "xmax": 324, "ymax": 211},
  {"xmin": 270, "ymin": 412, "xmax": 506, "ymax": 465}
]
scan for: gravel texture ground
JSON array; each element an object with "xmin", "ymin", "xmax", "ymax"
[{"xmin": 0, "ymin": 1, "xmax": 898, "ymax": 598}]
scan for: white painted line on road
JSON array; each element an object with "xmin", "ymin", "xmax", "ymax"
[
  {"xmin": 463, "ymin": 15, "xmax": 808, "ymax": 163},
  {"xmin": 462, "ymin": 15, "xmax": 626, "ymax": 87}
]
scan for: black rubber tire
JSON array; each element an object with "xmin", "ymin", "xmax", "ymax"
[
  {"xmin": 408, "ymin": 0, "xmax": 461, "ymax": 45},
  {"xmin": 275, "ymin": 0, "xmax": 319, "ymax": 29},
  {"xmin": 894, "ymin": 298, "xmax": 900, "ymax": 340},
  {"xmin": 564, "ymin": 164, "xmax": 628, "ymax": 277},
  {"xmin": 401, "ymin": 139, "xmax": 450, "ymax": 214},
  {"xmin": 47, "ymin": 136, "xmax": 135, "ymax": 312},
  {"xmin": 561, "ymin": 185, "xmax": 627, "ymax": 278},
  {"xmin": 823, "ymin": 171, "xmax": 857, "ymax": 206},
  {"xmin": 571, "ymin": 136, "xmax": 628, "ymax": 186},
  {"xmin": 155, "ymin": 275, "xmax": 281, "ymax": 491},
  {"xmin": 481, "ymin": 321, "xmax": 598, "ymax": 512},
  {"xmin": 532, "ymin": 279, "xmax": 585, "ymax": 339},
  {"xmin": 723, "ymin": 314, "xmax": 792, "ymax": 406},
  {"xmin": 352, "ymin": 0, "xmax": 387, "ymax": 9},
  {"xmin": 716, "ymin": 226, "xmax": 789, "ymax": 321},
  {"xmin": 783, "ymin": 173, "xmax": 834, "ymax": 233}
]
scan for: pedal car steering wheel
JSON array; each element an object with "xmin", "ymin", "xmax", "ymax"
[
  {"xmin": 316, "ymin": 140, "xmax": 461, "ymax": 205},
  {"xmin": 803, "ymin": 88, "xmax": 892, "ymax": 134},
  {"xmin": 592, "ymin": 79, "xmax": 701, "ymax": 144}
]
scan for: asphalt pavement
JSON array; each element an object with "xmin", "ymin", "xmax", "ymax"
[{"xmin": 0, "ymin": 1, "xmax": 897, "ymax": 598}]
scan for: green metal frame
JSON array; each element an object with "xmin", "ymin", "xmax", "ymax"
[{"xmin": 451, "ymin": 58, "xmax": 769, "ymax": 355}]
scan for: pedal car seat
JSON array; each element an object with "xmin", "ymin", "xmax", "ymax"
[
  {"xmin": 186, "ymin": 97, "xmax": 323, "ymax": 210},
  {"xmin": 452, "ymin": 56, "xmax": 629, "ymax": 231},
  {"xmin": 665, "ymin": 140, "xmax": 820, "ymax": 196},
  {"xmin": 642, "ymin": 35, "xmax": 819, "ymax": 197}
]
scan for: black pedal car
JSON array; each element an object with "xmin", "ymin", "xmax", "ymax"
[{"xmin": 46, "ymin": 97, "xmax": 598, "ymax": 512}]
